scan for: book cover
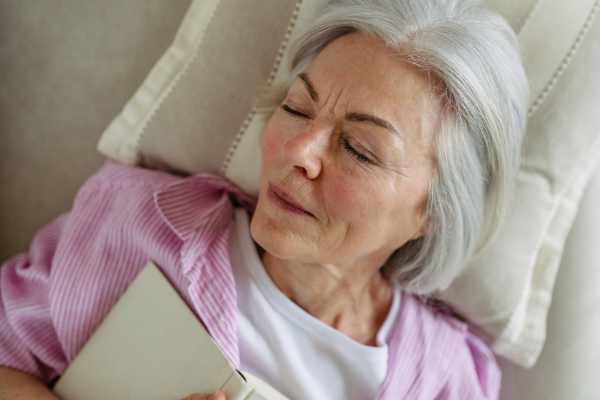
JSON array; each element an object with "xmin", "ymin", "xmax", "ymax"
[{"xmin": 53, "ymin": 261, "xmax": 289, "ymax": 400}]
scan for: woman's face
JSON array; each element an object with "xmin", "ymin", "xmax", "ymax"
[{"xmin": 251, "ymin": 32, "xmax": 439, "ymax": 268}]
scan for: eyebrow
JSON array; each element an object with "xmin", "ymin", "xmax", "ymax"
[
  {"xmin": 298, "ymin": 72, "xmax": 403, "ymax": 139},
  {"xmin": 299, "ymin": 73, "xmax": 319, "ymax": 102},
  {"xmin": 345, "ymin": 112, "xmax": 403, "ymax": 140}
]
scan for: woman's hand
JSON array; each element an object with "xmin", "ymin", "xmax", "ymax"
[
  {"xmin": 0, "ymin": 366, "xmax": 61, "ymax": 400},
  {"xmin": 181, "ymin": 391, "xmax": 226, "ymax": 400}
]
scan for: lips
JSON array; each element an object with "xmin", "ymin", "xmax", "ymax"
[{"xmin": 267, "ymin": 183, "xmax": 314, "ymax": 217}]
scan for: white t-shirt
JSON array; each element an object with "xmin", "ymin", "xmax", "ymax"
[{"xmin": 229, "ymin": 208, "xmax": 401, "ymax": 400}]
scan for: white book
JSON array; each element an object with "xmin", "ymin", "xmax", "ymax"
[{"xmin": 53, "ymin": 261, "xmax": 289, "ymax": 400}]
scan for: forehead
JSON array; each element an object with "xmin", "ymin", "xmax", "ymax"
[{"xmin": 302, "ymin": 32, "xmax": 439, "ymax": 142}]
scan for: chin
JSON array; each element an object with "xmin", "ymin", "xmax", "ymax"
[{"xmin": 250, "ymin": 206, "xmax": 315, "ymax": 262}]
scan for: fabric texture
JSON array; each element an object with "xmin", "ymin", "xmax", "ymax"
[
  {"xmin": 0, "ymin": 161, "xmax": 499, "ymax": 399},
  {"xmin": 0, "ymin": 0, "xmax": 191, "ymax": 263},
  {"xmin": 496, "ymin": 149, "xmax": 600, "ymax": 399}
]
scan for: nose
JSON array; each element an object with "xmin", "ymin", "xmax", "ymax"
[{"xmin": 281, "ymin": 124, "xmax": 329, "ymax": 180}]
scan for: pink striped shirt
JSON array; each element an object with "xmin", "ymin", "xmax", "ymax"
[{"xmin": 0, "ymin": 161, "xmax": 500, "ymax": 399}]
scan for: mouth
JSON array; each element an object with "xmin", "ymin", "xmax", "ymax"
[{"xmin": 267, "ymin": 183, "xmax": 314, "ymax": 218}]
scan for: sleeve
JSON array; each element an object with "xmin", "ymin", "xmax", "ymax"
[
  {"xmin": 435, "ymin": 331, "xmax": 502, "ymax": 400},
  {"xmin": 0, "ymin": 213, "xmax": 70, "ymax": 384},
  {"xmin": 0, "ymin": 161, "xmax": 183, "ymax": 386}
]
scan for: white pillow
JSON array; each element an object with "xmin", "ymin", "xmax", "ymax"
[{"xmin": 97, "ymin": 0, "xmax": 600, "ymax": 367}]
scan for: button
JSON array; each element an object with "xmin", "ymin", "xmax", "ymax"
[{"xmin": 221, "ymin": 320, "xmax": 230, "ymax": 332}]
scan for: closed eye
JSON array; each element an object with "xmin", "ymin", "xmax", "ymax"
[
  {"xmin": 281, "ymin": 103, "xmax": 371, "ymax": 164},
  {"xmin": 341, "ymin": 138, "xmax": 371, "ymax": 163},
  {"xmin": 281, "ymin": 104, "xmax": 310, "ymax": 119}
]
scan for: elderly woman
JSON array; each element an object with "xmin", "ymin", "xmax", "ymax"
[{"xmin": 0, "ymin": 0, "xmax": 527, "ymax": 399}]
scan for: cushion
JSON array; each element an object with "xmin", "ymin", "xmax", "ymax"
[
  {"xmin": 441, "ymin": 0, "xmax": 600, "ymax": 367},
  {"xmin": 97, "ymin": 0, "xmax": 600, "ymax": 367}
]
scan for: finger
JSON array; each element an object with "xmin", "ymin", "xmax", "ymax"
[
  {"xmin": 180, "ymin": 394, "xmax": 210, "ymax": 400},
  {"xmin": 210, "ymin": 391, "xmax": 226, "ymax": 400},
  {"xmin": 180, "ymin": 391, "xmax": 226, "ymax": 400}
]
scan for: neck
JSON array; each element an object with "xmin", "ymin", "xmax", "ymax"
[{"xmin": 260, "ymin": 250, "xmax": 393, "ymax": 346}]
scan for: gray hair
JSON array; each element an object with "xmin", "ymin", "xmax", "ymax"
[{"xmin": 288, "ymin": 0, "xmax": 528, "ymax": 294}]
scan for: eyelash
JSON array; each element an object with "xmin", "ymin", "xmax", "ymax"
[
  {"xmin": 281, "ymin": 104, "xmax": 308, "ymax": 119},
  {"xmin": 341, "ymin": 138, "xmax": 371, "ymax": 163},
  {"xmin": 281, "ymin": 104, "xmax": 371, "ymax": 164}
]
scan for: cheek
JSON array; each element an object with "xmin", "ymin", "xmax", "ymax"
[
  {"xmin": 261, "ymin": 117, "xmax": 288, "ymax": 166},
  {"xmin": 324, "ymin": 171, "xmax": 383, "ymax": 221},
  {"xmin": 324, "ymin": 168, "xmax": 425, "ymax": 238},
  {"xmin": 261, "ymin": 130, "xmax": 278, "ymax": 163},
  {"xmin": 328, "ymin": 179, "xmax": 360, "ymax": 212}
]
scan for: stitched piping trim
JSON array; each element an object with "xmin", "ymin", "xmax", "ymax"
[
  {"xmin": 527, "ymin": 0, "xmax": 599, "ymax": 118},
  {"xmin": 98, "ymin": 1, "xmax": 221, "ymax": 164},
  {"xmin": 516, "ymin": 0, "xmax": 545, "ymax": 36},
  {"xmin": 132, "ymin": 0, "xmax": 221, "ymax": 164},
  {"xmin": 494, "ymin": 2, "xmax": 600, "ymax": 365},
  {"xmin": 220, "ymin": 1, "xmax": 303, "ymax": 176}
]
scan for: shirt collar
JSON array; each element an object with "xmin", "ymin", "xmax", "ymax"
[{"xmin": 154, "ymin": 173, "xmax": 256, "ymax": 242}]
